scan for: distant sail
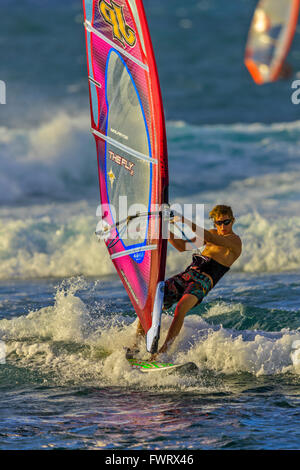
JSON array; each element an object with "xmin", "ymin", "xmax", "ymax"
[
  {"xmin": 82, "ymin": 0, "xmax": 168, "ymax": 352},
  {"xmin": 245, "ymin": 0, "xmax": 300, "ymax": 84}
]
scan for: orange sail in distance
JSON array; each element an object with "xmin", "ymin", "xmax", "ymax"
[{"xmin": 245, "ymin": 0, "xmax": 300, "ymax": 84}]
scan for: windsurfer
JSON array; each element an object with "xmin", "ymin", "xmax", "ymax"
[{"xmin": 132, "ymin": 205, "xmax": 242, "ymax": 358}]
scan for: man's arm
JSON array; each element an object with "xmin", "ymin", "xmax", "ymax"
[
  {"xmin": 168, "ymin": 227, "xmax": 187, "ymax": 252},
  {"xmin": 173, "ymin": 214, "xmax": 241, "ymax": 254},
  {"xmin": 167, "ymin": 214, "xmax": 204, "ymax": 251}
]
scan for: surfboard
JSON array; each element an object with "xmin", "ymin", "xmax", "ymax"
[
  {"xmin": 245, "ymin": 0, "xmax": 300, "ymax": 84},
  {"xmin": 82, "ymin": 0, "xmax": 169, "ymax": 354},
  {"xmin": 128, "ymin": 359, "xmax": 199, "ymax": 375}
]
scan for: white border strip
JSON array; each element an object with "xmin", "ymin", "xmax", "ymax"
[
  {"xmin": 92, "ymin": 128, "xmax": 157, "ymax": 165},
  {"xmin": 84, "ymin": 20, "xmax": 149, "ymax": 72},
  {"xmin": 111, "ymin": 244, "xmax": 157, "ymax": 260}
]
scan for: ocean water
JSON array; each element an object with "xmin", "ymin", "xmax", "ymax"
[{"xmin": 0, "ymin": 0, "xmax": 300, "ymax": 451}]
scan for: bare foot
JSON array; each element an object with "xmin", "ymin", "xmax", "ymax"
[
  {"xmin": 125, "ymin": 347, "xmax": 140, "ymax": 359},
  {"xmin": 149, "ymin": 353, "xmax": 158, "ymax": 362}
]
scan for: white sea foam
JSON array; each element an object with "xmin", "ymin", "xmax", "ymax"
[
  {"xmin": 157, "ymin": 311, "xmax": 300, "ymax": 377},
  {"xmin": 0, "ymin": 279, "xmax": 299, "ymax": 386},
  {"xmin": 0, "ymin": 200, "xmax": 300, "ymax": 279},
  {"xmin": 0, "ymin": 203, "xmax": 112, "ymax": 279},
  {"xmin": 1, "ymin": 115, "xmax": 300, "ymax": 278},
  {"xmin": 1, "ymin": 114, "xmax": 300, "ymax": 203},
  {"xmin": 0, "ymin": 112, "xmax": 97, "ymax": 203}
]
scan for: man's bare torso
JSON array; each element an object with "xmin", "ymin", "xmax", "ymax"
[{"xmin": 201, "ymin": 229, "xmax": 242, "ymax": 267}]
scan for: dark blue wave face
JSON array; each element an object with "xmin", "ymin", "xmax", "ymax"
[{"xmin": 1, "ymin": 0, "xmax": 300, "ymax": 128}]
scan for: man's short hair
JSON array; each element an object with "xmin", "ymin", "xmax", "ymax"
[{"xmin": 209, "ymin": 205, "xmax": 234, "ymax": 221}]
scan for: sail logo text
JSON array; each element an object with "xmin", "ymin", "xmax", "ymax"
[
  {"xmin": 99, "ymin": 0, "xmax": 136, "ymax": 48},
  {"xmin": 109, "ymin": 150, "xmax": 135, "ymax": 176}
]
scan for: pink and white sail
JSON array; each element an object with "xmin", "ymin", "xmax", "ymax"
[{"xmin": 82, "ymin": 0, "xmax": 169, "ymax": 352}]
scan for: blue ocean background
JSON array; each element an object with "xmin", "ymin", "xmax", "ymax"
[{"xmin": 0, "ymin": 0, "xmax": 300, "ymax": 450}]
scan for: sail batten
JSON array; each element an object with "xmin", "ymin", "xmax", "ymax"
[{"xmin": 91, "ymin": 128, "xmax": 158, "ymax": 164}]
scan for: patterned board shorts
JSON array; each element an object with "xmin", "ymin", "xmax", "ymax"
[{"xmin": 163, "ymin": 266, "xmax": 212, "ymax": 310}]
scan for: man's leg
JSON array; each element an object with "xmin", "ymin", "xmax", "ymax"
[
  {"xmin": 135, "ymin": 320, "xmax": 145, "ymax": 341},
  {"xmin": 157, "ymin": 293, "xmax": 198, "ymax": 355},
  {"xmin": 133, "ymin": 275, "xmax": 183, "ymax": 346},
  {"xmin": 125, "ymin": 320, "xmax": 145, "ymax": 358}
]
